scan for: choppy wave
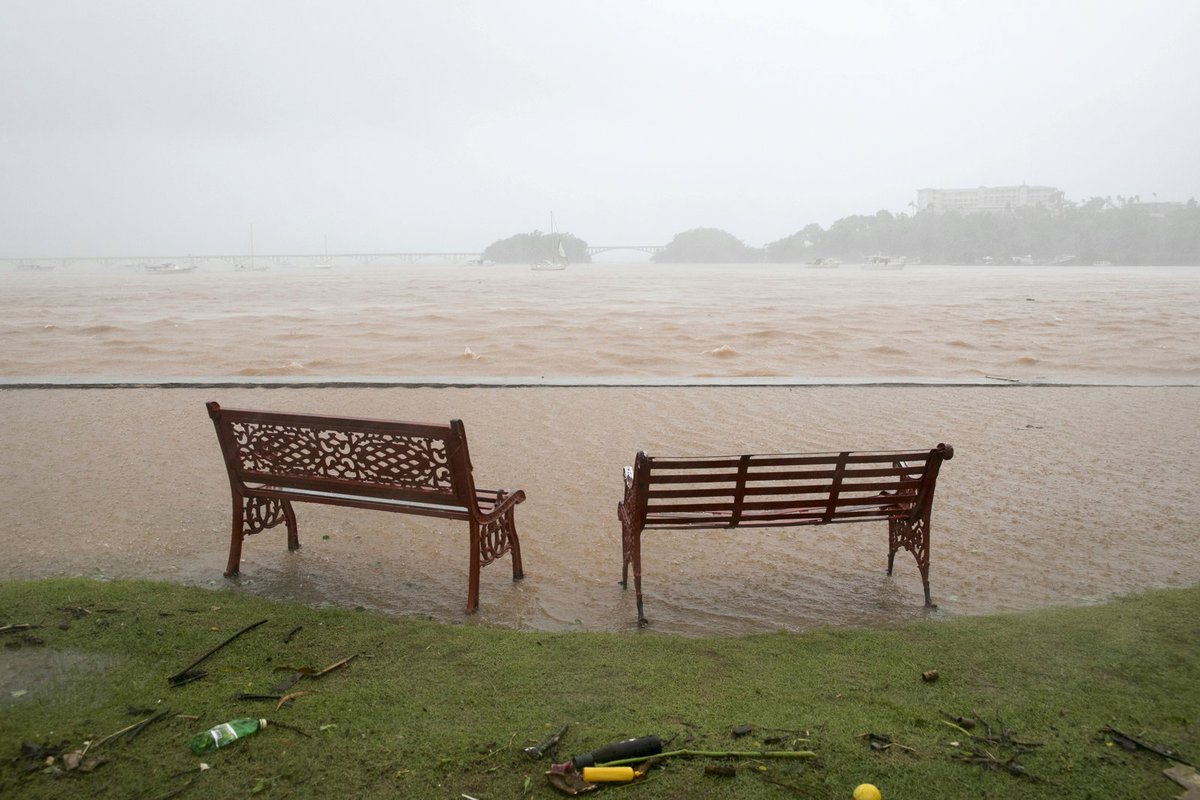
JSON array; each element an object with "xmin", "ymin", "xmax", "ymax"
[
  {"xmin": 2, "ymin": 262, "xmax": 1199, "ymax": 383},
  {"xmin": 235, "ymin": 361, "xmax": 311, "ymax": 376}
]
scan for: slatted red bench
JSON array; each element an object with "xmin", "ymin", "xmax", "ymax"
[
  {"xmin": 618, "ymin": 444, "xmax": 954, "ymax": 624},
  {"xmin": 206, "ymin": 402, "xmax": 526, "ymax": 613}
]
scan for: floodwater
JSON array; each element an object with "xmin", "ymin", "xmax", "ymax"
[{"xmin": 1, "ymin": 261, "xmax": 1197, "ymax": 635}]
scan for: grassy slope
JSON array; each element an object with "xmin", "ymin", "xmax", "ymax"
[{"xmin": 1, "ymin": 578, "xmax": 1197, "ymax": 799}]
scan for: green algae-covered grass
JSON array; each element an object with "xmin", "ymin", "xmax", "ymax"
[{"xmin": 1, "ymin": 578, "xmax": 1197, "ymax": 799}]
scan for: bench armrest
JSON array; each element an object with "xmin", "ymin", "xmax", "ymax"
[
  {"xmin": 620, "ymin": 464, "xmax": 642, "ymax": 528},
  {"xmin": 473, "ymin": 488, "xmax": 526, "ymax": 524}
]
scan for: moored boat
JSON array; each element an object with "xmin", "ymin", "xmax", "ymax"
[{"xmin": 145, "ymin": 262, "xmax": 196, "ymax": 274}]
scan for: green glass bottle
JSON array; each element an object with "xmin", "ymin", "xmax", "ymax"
[{"xmin": 188, "ymin": 718, "xmax": 267, "ymax": 754}]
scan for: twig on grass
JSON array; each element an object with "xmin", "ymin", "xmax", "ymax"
[
  {"xmin": 1103, "ymin": 725, "xmax": 1193, "ymax": 767},
  {"xmin": 597, "ymin": 748, "xmax": 818, "ymax": 768},
  {"xmin": 167, "ymin": 618, "xmax": 268, "ymax": 686},
  {"xmin": 269, "ymin": 719, "xmax": 313, "ymax": 738}
]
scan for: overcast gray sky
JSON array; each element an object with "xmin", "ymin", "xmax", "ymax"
[{"xmin": 3, "ymin": 1, "xmax": 1199, "ymax": 256}]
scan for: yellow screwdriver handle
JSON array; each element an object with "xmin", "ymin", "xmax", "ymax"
[{"xmin": 582, "ymin": 766, "xmax": 635, "ymax": 782}]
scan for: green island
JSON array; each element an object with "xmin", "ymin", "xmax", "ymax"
[{"xmin": 2, "ymin": 578, "xmax": 1197, "ymax": 798}]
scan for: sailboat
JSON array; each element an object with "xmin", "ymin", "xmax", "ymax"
[
  {"xmin": 312, "ymin": 236, "xmax": 333, "ymax": 269},
  {"xmin": 234, "ymin": 224, "xmax": 268, "ymax": 271},
  {"xmin": 531, "ymin": 212, "xmax": 568, "ymax": 271}
]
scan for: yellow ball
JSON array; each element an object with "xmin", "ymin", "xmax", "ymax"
[{"xmin": 853, "ymin": 784, "xmax": 882, "ymax": 800}]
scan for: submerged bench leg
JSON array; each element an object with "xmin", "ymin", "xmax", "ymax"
[
  {"xmin": 633, "ymin": 546, "xmax": 647, "ymax": 626},
  {"xmin": 283, "ymin": 501, "xmax": 299, "ymax": 551},
  {"xmin": 888, "ymin": 516, "xmax": 934, "ymax": 607},
  {"xmin": 504, "ymin": 507, "xmax": 524, "ymax": 582},
  {"xmin": 630, "ymin": 530, "xmax": 647, "ymax": 626},
  {"xmin": 467, "ymin": 528, "xmax": 481, "ymax": 615},
  {"xmin": 466, "ymin": 502, "xmax": 525, "ymax": 614},
  {"xmin": 618, "ymin": 506, "xmax": 648, "ymax": 624},
  {"xmin": 224, "ymin": 495, "xmax": 245, "ymax": 578},
  {"xmin": 224, "ymin": 495, "xmax": 299, "ymax": 578}
]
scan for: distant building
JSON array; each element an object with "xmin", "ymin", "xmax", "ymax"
[{"xmin": 917, "ymin": 184, "xmax": 1064, "ymax": 214}]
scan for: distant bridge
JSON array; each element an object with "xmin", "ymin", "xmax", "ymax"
[
  {"xmin": 2, "ymin": 246, "xmax": 667, "ymax": 268},
  {"xmin": 586, "ymin": 245, "xmax": 664, "ymax": 256}
]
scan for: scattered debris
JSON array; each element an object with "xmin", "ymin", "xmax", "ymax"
[
  {"xmin": 270, "ymin": 671, "xmax": 305, "ymax": 694},
  {"xmin": 266, "ymin": 719, "xmax": 313, "ymax": 738},
  {"xmin": 582, "ymin": 746, "xmax": 818, "ymax": 769},
  {"xmin": 951, "ymin": 748, "xmax": 1038, "ymax": 779},
  {"xmin": 188, "ymin": 717, "xmax": 267, "ymax": 754},
  {"xmin": 0, "ymin": 623, "xmax": 38, "ymax": 635},
  {"xmin": 948, "ymin": 712, "xmax": 1043, "ymax": 780},
  {"xmin": 582, "ymin": 766, "xmax": 635, "ymax": 782},
  {"xmin": 59, "ymin": 749, "xmax": 109, "ymax": 773},
  {"xmin": 167, "ymin": 618, "xmax": 268, "ymax": 687},
  {"xmin": 704, "ymin": 764, "xmax": 737, "ymax": 777},
  {"xmin": 282, "ymin": 625, "xmax": 303, "ymax": 644},
  {"xmin": 546, "ymin": 759, "xmax": 651, "ymax": 796},
  {"xmin": 58, "ymin": 606, "xmax": 93, "ymax": 619},
  {"xmin": 547, "ymin": 741, "xmax": 817, "ymax": 795},
  {"xmin": 545, "ymin": 765, "xmax": 594, "ymax": 795},
  {"xmin": 124, "ymin": 708, "xmax": 174, "ymax": 743},
  {"xmin": 92, "ymin": 710, "xmax": 174, "ymax": 750},
  {"xmin": 523, "ymin": 723, "xmax": 570, "ymax": 760},
  {"xmin": 312, "ymin": 653, "xmax": 358, "ymax": 678},
  {"xmin": 941, "ymin": 712, "xmax": 977, "ymax": 730},
  {"xmin": 731, "ymin": 724, "xmax": 754, "ymax": 737},
  {"xmin": 273, "ymin": 653, "xmax": 359, "ymax": 680},
  {"xmin": 275, "ymin": 690, "xmax": 313, "ymax": 711},
  {"xmin": 922, "ymin": 670, "xmax": 940, "ymax": 682},
  {"xmin": 1103, "ymin": 725, "xmax": 1193, "ymax": 766},
  {"xmin": 858, "ymin": 732, "xmax": 917, "ymax": 754},
  {"xmin": 571, "ymin": 735, "xmax": 663, "ymax": 769}
]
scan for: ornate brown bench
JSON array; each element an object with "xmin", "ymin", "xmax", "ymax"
[
  {"xmin": 206, "ymin": 402, "xmax": 525, "ymax": 613},
  {"xmin": 618, "ymin": 444, "xmax": 954, "ymax": 624}
]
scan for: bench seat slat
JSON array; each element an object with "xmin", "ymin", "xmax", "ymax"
[
  {"xmin": 646, "ymin": 505, "xmax": 898, "ymax": 521},
  {"xmin": 646, "ymin": 495, "xmax": 912, "ymax": 515},
  {"xmin": 647, "ymin": 451, "xmax": 935, "ymax": 470},
  {"xmin": 647, "ymin": 478, "xmax": 922, "ymax": 499},
  {"xmin": 250, "ymin": 485, "xmax": 472, "ymax": 519},
  {"xmin": 241, "ymin": 471, "xmax": 459, "ymax": 507},
  {"xmin": 645, "ymin": 465, "xmax": 925, "ymax": 485}
]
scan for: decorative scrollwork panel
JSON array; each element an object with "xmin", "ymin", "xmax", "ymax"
[
  {"xmin": 230, "ymin": 421, "xmax": 452, "ymax": 490},
  {"xmin": 889, "ymin": 516, "xmax": 930, "ymax": 574},
  {"xmin": 477, "ymin": 515, "xmax": 515, "ymax": 567},
  {"xmin": 243, "ymin": 496, "xmax": 288, "ymax": 536}
]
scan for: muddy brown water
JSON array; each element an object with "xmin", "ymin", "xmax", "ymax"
[{"xmin": 1, "ymin": 263, "xmax": 1197, "ymax": 634}]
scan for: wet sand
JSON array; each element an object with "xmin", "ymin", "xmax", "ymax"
[{"xmin": 2, "ymin": 385, "xmax": 1195, "ymax": 635}]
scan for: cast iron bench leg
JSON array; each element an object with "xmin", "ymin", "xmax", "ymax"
[{"xmin": 224, "ymin": 495, "xmax": 244, "ymax": 578}]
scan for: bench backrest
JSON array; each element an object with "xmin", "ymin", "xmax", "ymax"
[
  {"xmin": 206, "ymin": 402, "xmax": 478, "ymax": 509},
  {"xmin": 627, "ymin": 444, "xmax": 953, "ymax": 531}
]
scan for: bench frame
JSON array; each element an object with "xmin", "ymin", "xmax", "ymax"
[
  {"xmin": 618, "ymin": 443, "xmax": 953, "ymax": 624},
  {"xmin": 206, "ymin": 401, "xmax": 525, "ymax": 613}
]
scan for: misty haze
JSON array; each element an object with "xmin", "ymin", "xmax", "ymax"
[{"xmin": 3, "ymin": 4, "xmax": 1200, "ymax": 797}]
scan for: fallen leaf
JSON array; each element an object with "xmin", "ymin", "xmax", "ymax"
[{"xmin": 276, "ymin": 690, "xmax": 314, "ymax": 711}]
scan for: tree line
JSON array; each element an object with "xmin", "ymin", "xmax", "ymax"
[{"xmin": 483, "ymin": 197, "xmax": 1200, "ymax": 265}]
